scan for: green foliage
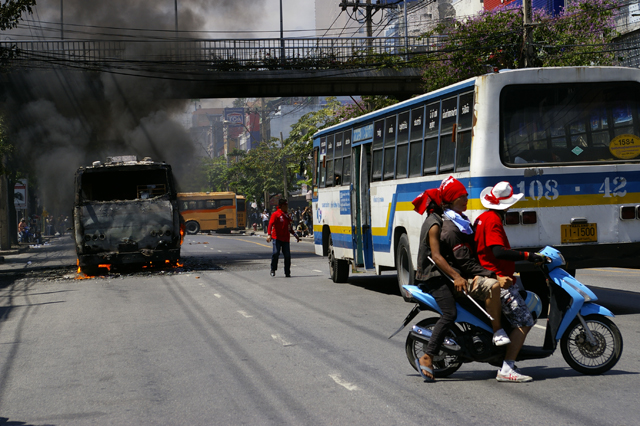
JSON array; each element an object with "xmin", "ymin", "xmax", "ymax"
[
  {"xmin": 0, "ymin": 0, "xmax": 35, "ymax": 31},
  {"xmin": 419, "ymin": 0, "xmax": 620, "ymax": 92},
  {"xmin": 195, "ymin": 98, "xmax": 350, "ymax": 207}
]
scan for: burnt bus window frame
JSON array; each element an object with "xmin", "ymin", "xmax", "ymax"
[
  {"xmin": 79, "ymin": 168, "xmax": 172, "ymax": 202},
  {"xmin": 500, "ymin": 82, "xmax": 640, "ymax": 166}
]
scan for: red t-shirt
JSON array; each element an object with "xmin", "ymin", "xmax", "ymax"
[
  {"xmin": 268, "ymin": 208, "xmax": 292, "ymax": 242},
  {"xmin": 474, "ymin": 210, "xmax": 515, "ymax": 281}
]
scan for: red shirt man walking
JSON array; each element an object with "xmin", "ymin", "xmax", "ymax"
[{"xmin": 267, "ymin": 199, "xmax": 299, "ymax": 277}]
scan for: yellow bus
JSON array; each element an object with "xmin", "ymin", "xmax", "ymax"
[
  {"xmin": 236, "ymin": 195, "xmax": 247, "ymax": 230},
  {"xmin": 178, "ymin": 192, "xmax": 238, "ymax": 234}
]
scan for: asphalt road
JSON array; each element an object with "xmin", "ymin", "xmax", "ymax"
[{"xmin": 0, "ymin": 234, "xmax": 638, "ymax": 425}]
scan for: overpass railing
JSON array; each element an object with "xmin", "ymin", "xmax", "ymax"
[{"xmin": 0, "ymin": 37, "xmax": 444, "ymax": 72}]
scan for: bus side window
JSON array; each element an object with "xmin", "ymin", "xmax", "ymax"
[
  {"xmin": 206, "ymin": 200, "xmax": 216, "ymax": 209},
  {"xmin": 383, "ymin": 115, "xmax": 396, "ymax": 180},
  {"xmin": 334, "ymin": 133, "xmax": 343, "ymax": 186},
  {"xmin": 409, "ymin": 106, "xmax": 424, "ymax": 177},
  {"xmin": 456, "ymin": 92, "xmax": 474, "ymax": 172},
  {"xmin": 342, "ymin": 131, "xmax": 352, "ymax": 185},
  {"xmin": 319, "ymin": 138, "xmax": 327, "ymax": 188},
  {"xmin": 372, "ymin": 119, "xmax": 384, "ymax": 180},
  {"xmin": 439, "ymin": 97, "xmax": 457, "ymax": 173},
  {"xmin": 326, "ymin": 134, "xmax": 335, "ymax": 187},
  {"xmin": 313, "ymin": 148, "xmax": 318, "ymax": 187},
  {"xmin": 396, "ymin": 111, "xmax": 409, "ymax": 179},
  {"xmin": 424, "ymin": 101, "xmax": 440, "ymax": 175}
]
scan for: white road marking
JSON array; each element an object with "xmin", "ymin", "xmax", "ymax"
[
  {"xmin": 271, "ymin": 334, "xmax": 293, "ymax": 346},
  {"xmin": 237, "ymin": 311, "xmax": 253, "ymax": 318},
  {"xmin": 312, "ymin": 270, "xmax": 323, "ymax": 273},
  {"xmin": 534, "ymin": 324, "xmax": 546, "ymax": 330},
  {"xmin": 214, "ymin": 294, "xmax": 221, "ymax": 298},
  {"xmin": 329, "ymin": 374, "xmax": 359, "ymax": 391}
]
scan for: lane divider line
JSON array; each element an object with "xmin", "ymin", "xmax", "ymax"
[
  {"xmin": 533, "ymin": 324, "xmax": 546, "ymax": 330},
  {"xmin": 237, "ymin": 310, "xmax": 253, "ymax": 318},
  {"xmin": 329, "ymin": 374, "xmax": 359, "ymax": 391},
  {"xmin": 214, "ymin": 294, "xmax": 221, "ymax": 298},
  {"xmin": 271, "ymin": 334, "xmax": 294, "ymax": 347}
]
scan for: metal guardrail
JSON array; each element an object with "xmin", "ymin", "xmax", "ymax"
[{"xmin": 0, "ymin": 37, "xmax": 442, "ymax": 72}]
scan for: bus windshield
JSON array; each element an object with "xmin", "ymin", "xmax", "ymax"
[{"xmin": 500, "ymin": 82, "xmax": 640, "ymax": 166}]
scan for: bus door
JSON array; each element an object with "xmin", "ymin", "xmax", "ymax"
[{"xmin": 353, "ymin": 144, "xmax": 374, "ymax": 269}]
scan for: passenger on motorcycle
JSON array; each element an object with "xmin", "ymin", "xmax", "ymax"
[
  {"xmin": 411, "ymin": 177, "xmax": 511, "ymax": 382},
  {"xmin": 474, "ymin": 181, "xmax": 546, "ymax": 383}
]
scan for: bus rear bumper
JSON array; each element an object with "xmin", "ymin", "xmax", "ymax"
[{"xmin": 78, "ymin": 249, "xmax": 181, "ymax": 267}]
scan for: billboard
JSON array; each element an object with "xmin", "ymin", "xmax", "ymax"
[{"xmin": 14, "ymin": 180, "xmax": 27, "ymax": 209}]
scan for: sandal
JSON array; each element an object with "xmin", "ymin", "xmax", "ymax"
[{"xmin": 415, "ymin": 358, "xmax": 435, "ymax": 382}]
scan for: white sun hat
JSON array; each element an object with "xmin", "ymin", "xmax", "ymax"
[{"xmin": 480, "ymin": 181, "xmax": 524, "ymax": 210}]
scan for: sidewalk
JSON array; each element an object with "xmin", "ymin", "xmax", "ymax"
[{"xmin": 0, "ymin": 235, "xmax": 77, "ymax": 273}]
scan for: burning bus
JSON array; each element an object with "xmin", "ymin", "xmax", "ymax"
[{"xmin": 73, "ymin": 156, "xmax": 182, "ymax": 275}]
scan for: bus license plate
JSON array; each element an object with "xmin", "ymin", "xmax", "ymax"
[{"xmin": 561, "ymin": 223, "xmax": 597, "ymax": 243}]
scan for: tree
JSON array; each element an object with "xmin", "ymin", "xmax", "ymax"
[
  {"xmin": 0, "ymin": 0, "xmax": 36, "ymax": 248},
  {"xmin": 1, "ymin": 0, "xmax": 36, "ymax": 68},
  {"xmin": 419, "ymin": 0, "xmax": 620, "ymax": 92}
]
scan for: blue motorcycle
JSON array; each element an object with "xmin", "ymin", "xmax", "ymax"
[{"xmin": 392, "ymin": 246, "xmax": 623, "ymax": 377}]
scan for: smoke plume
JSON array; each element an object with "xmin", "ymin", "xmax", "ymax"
[{"xmin": 2, "ymin": 0, "xmax": 269, "ymax": 216}]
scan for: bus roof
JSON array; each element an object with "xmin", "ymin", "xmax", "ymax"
[
  {"xmin": 312, "ymin": 66, "xmax": 640, "ymax": 144},
  {"xmin": 313, "ymin": 75, "xmax": 477, "ymax": 141},
  {"xmin": 178, "ymin": 192, "xmax": 237, "ymax": 199}
]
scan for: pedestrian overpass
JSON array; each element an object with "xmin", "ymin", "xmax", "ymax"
[{"xmin": 0, "ymin": 36, "xmax": 438, "ymax": 99}]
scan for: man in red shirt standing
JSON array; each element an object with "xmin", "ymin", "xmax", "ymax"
[
  {"xmin": 474, "ymin": 181, "xmax": 546, "ymax": 383},
  {"xmin": 267, "ymin": 199, "xmax": 300, "ymax": 277}
]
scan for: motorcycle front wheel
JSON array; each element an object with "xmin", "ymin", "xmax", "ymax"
[
  {"xmin": 560, "ymin": 314, "xmax": 623, "ymax": 375},
  {"xmin": 405, "ymin": 317, "xmax": 462, "ymax": 378}
]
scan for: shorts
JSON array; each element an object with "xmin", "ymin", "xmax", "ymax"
[
  {"xmin": 500, "ymin": 277, "xmax": 534, "ymax": 328},
  {"xmin": 455, "ymin": 276, "xmax": 498, "ymax": 301}
]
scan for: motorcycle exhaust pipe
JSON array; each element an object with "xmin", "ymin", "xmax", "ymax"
[{"xmin": 411, "ymin": 325, "xmax": 461, "ymax": 353}]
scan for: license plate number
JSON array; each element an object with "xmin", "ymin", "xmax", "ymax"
[{"xmin": 561, "ymin": 223, "xmax": 598, "ymax": 243}]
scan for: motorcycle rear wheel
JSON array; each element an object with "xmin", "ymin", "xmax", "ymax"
[
  {"xmin": 560, "ymin": 314, "xmax": 623, "ymax": 375},
  {"xmin": 405, "ymin": 317, "xmax": 462, "ymax": 378}
]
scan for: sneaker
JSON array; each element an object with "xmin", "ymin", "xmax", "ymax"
[
  {"xmin": 270, "ymin": 270, "xmax": 275, "ymax": 277},
  {"xmin": 492, "ymin": 329, "xmax": 511, "ymax": 346},
  {"xmin": 496, "ymin": 368, "xmax": 533, "ymax": 383}
]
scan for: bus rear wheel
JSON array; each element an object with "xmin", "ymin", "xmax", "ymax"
[
  {"xmin": 396, "ymin": 233, "xmax": 414, "ymax": 302},
  {"xmin": 328, "ymin": 235, "xmax": 349, "ymax": 283},
  {"xmin": 185, "ymin": 221, "xmax": 200, "ymax": 235}
]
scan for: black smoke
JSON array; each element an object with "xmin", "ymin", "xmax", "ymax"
[{"xmin": 1, "ymin": 0, "xmax": 268, "ymax": 216}]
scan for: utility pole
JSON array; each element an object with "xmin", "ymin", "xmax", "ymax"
[
  {"xmin": 339, "ymin": 1, "xmax": 399, "ymax": 47},
  {"xmin": 60, "ymin": 0, "xmax": 64, "ymax": 40},
  {"xmin": 523, "ymin": 0, "xmax": 533, "ymax": 67},
  {"xmin": 280, "ymin": 0, "xmax": 286, "ymax": 63},
  {"xmin": 174, "ymin": 0, "xmax": 179, "ymax": 36},
  {"xmin": 280, "ymin": 132, "xmax": 288, "ymax": 201},
  {"xmin": 366, "ymin": 0, "xmax": 373, "ymax": 47}
]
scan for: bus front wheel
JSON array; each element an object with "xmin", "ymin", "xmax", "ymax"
[
  {"xmin": 185, "ymin": 221, "xmax": 200, "ymax": 235},
  {"xmin": 396, "ymin": 233, "xmax": 414, "ymax": 302}
]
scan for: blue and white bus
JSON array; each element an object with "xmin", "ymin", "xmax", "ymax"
[{"xmin": 311, "ymin": 66, "xmax": 640, "ymax": 300}]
